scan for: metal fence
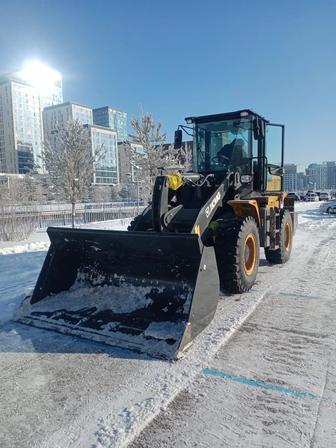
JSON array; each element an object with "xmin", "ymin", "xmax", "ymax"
[
  {"xmin": 38, "ymin": 204, "xmax": 143, "ymax": 228},
  {"xmin": 0, "ymin": 201, "xmax": 145, "ymax": 240},
  {"xmin": 3, "ymin": 200, "xmax": 145, "ymax": 213}
]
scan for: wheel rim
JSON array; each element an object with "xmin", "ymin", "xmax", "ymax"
[
  {"xmin": 244, "ymin": 234, "xmax": 257, "ymax": 275},
  {"xmin": 284, "ymin": 222, "xmax": 292, "ymax": 251}
]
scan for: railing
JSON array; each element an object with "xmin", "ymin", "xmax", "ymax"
[
  {"xmin": 1, "ymin": 200, "xmax": 145, "ymax": 213},
  {"xmin": 38, "ymin": 205, "xmax": 143, "ymax": 228},
  {"xmin": 0, "ymin": 201, "xmax": 145, "ymax": 241}
]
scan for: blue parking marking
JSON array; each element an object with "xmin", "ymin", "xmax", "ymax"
[
  {"xmin": 279, "ymin": 292, "xmax": 321, "ymax": 300},
  {"xmin": 202, "ymin": 368, "xmax": 318, "ymax": 400}
]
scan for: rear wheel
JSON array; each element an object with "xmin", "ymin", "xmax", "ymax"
[
  {"xmin": 215, "ymin": 216, "xmax": 260, "ymax": 294},
  {"xmin": 264, "ymin": 210, "xmax": 293, "ymax": 264}
]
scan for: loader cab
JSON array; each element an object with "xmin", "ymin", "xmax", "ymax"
[{"xmin": 183, "ymin": 109, "xmax": 284, "ymax": 194}]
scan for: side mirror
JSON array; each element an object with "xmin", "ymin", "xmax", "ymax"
[
  {"xmin": 268, "ymin": 165, "xmax": 283, "ymax": 176},
  {"xmin": 174, "ymin": 129, "xmax": 182, "ymax": 149}
]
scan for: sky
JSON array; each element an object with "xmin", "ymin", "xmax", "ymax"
[{"xmin": 0, "ymin": 0, "xmax": 336, "ymax": 170}]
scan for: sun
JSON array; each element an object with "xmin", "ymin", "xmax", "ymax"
[{"xmin": 18, "ymin": 60, "xmax": 61, "ymax": 90}]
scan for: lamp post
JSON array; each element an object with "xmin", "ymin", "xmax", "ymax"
[
  {"xmin": 130, "ymin": 161, "xmax": 141, "ymax": 214},
  {"xmin": 71, "ymin": 177, "xmax": 79, "ymax": 228}
]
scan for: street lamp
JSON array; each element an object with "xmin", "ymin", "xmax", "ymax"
[{"xmin": 129, "ymin": 161, "xmax": 141, "ymax": 214}]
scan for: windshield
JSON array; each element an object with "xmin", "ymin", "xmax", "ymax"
[{"xmin": 195, "ymin": 117, "xmax": 252, "ymax": 173}]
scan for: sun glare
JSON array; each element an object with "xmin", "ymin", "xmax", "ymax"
[{"xmin": 18, "ymin": 60, "xmax": 61, "ymax": 90}]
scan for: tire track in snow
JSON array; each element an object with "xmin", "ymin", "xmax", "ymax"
[{"xmin": 129, "ymin": 211, "xmax": 336, "ymax": 448}]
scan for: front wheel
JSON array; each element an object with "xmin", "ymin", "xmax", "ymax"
[
  {"xmin": 215, "ymin": 216, "xmax": 260, "ymax": 294},
  {"xmin": 127, "ymin": 206, "xmax": 152, "ymax": 231},
  {"xmin": 265, "ymin": 210, "xmax": 293, "ymax": 264}
]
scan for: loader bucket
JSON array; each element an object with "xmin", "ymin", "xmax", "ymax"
[{"xmin": 16, "ymin": 227, "xmax": 219, "ymax": 359}]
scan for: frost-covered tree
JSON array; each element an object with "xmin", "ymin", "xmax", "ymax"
[
  {"xmin": 0, "ymin": 176, "xmax": 42, "ymax": 241},
  {"xmin": 42, "ymin": 120, "xmax": 104, "ymax": 228},
  {"xmin": 127, "ymin": 112, "xmax": 178, "ymax": 200},
  {"xmin": 0, "ymin": 174, "xmax": 42, "ymax": 205},
  {"xmin": 165, "ymin": 142, "xmax": 193, "ymax": 171},
  {"xmin": 179, "ymin": 142, "xmax": 193, "ymax": 171}
]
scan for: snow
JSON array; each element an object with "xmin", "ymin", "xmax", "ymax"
[
  {"xmin": 131, "ymin": 202, "xmax": 336, "ymax": 447},
  {"xmin": 0, "ymin": 218, "xmax": 131, "ymax": 255},
  {"xmin": 0, "ymin": 241, "xmax": 50, "ymax": 255},
  {"xmin": 18, "ymin": 280, "xmax": 156, "ymax": 316},
  {"xmin": 16, "ymin": 268, "xmax": 194, "ymax": 358},
  {"xmin": 1, "ymin": 202, "xmax": 335, "ymax": 448},
  {"xmin": 144, "ymin": 321, "xmax": 187, "ymax": 340}
]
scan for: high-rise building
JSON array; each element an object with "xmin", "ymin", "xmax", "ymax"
[
  {"xmin": 0, "ymin": 76, "xmax": 43, "ymax": 173},
  {"xmin": 0, "ymin": 63, "xmax": 63, "ymax": 174},
  {"xmin": 43, "ymin": 102, "xmax": 93, "ymax": 148},
  {"xmin": 283, "ymin": 164, "xmax": 297, "ymax": 192},
  {"xmin": 297, "ymin": 172, "xmax": 308, "ymax": 191},
  {"xmin": 84, "ymin": 124, "xmax": 118, "ymax": 185},
  {"xmin": 44, "ymin": 103, "xmax": 118, "ymax": 186},
  {"xmin": 117, "ymin": 142, "xmax": 143, "ymax": 183},
  {"xmin": 325, "ymin": 161, "xmax": 336, "ymax": 189},
  {"xmin": 93, "ymin": 106, "xmax": 128, "ymax": 142},
  {"xmin": 306, "ymin": 163, "xmax": 328, "ymax": 190}
]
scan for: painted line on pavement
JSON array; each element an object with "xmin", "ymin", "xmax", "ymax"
[
  {"xmin": 202, "ymin": 368, "xmax": 318, "ymax": 400},
  {"xmin": 279, "ymin": 292, "xmax": 321, "ymax": 300}
]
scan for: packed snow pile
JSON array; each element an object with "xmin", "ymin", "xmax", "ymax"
[
  {"xmin": 0, "ymin": 241, "xmax": 50, "ymax": 255},
  {"xmin": 16, "ymin": 270, "xmax": 194, "ymax": 359},
  {"xmin": 17, "ymin": 281, "xmax": 158, "ymax": 317},
  {"xmin": 0, "ymin": 218, "xmax": 131, "ymax": 255}
]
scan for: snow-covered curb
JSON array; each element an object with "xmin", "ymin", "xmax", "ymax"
[
  {"xmin": 0, "ymin": 241, "xmax": 50, "ymax": 255},
  {"xmin": 0, "ymin": 218, "xmax": 132, "ymax": 255}
]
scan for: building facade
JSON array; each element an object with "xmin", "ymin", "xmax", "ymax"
[
  {"xmin": 325, "ymin": 161, "xmax": 336, "ymax": 189},
  {"xmin": 296, "ymin": 172, "xmax": 308, "ymax": 191},
  {"xmin": 93, "ymin": 106, "xmax": 128, "ymax": 142},
  {"xmin": 43, "ymin": 102, "xmax": 93, "ymax": 149},
  {"xmin": 44, "ymin": 104, "xmax": 118, "ymax": 186},
  {"xmin": 283, "ymin": 164, "xmax": 297, "ymax": 192},
  {"xmin": 84, "ymin": 125, "xmax": 118, "ymax": 185},
  {"xmin": 0, "ymin": 65, "xmax": 63, "ymax": 174},
  {"xmin": 306, "ymin": 163, "xmax": 330, "ymax": 190},
  {"xmin": 0, "ymin": 77, "xmax": 43, "ymax": 174},
  {"xmin": 117, "ymin": 142, "xmax": 143, "ymax": 183}
]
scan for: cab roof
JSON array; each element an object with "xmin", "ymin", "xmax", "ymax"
[{"xmin": 185, "ymin": 109, "xmax": 269, "ymax": 124}]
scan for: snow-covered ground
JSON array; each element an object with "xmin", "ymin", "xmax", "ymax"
[
  {"xmin": 0, "ymin": 218, "xmax": 132, "ymax": 254},
  {"xmin": 131, "ymin": 202, "xmax": 336, "ymax": 448},
  {"xmin": 0, "ymin": 203, "xmax": 335, "ymax": 448}
]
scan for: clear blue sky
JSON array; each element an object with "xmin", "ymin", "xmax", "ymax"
[{"xmin": 1, "ymin": 0, "xmax": 336, "ymax": 170}]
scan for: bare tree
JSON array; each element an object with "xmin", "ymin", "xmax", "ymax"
[
  {"xmin": 42, "ymin": 120, "xmax": 104, "ymax": 228},
  {"xmin": 179, "ymin": 142, "xmax": 193, "ymax": 171},
  {"xmin": 127, "ymin": 112, "xmax": 178, "ymax": 200},
  {"xmin": 165, "ymin": 142, "xmax": 193, "ymax": 171},
  {"xmin": 0, "ymin": 177, "xmax": 39, "ymax": 241}
]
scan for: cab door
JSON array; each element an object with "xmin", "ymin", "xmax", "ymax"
[{"xmin": 265, "ymin": 124, "xmax": 284, "ymax": 192}]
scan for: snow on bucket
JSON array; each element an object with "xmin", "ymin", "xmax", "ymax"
[{"xmin": 16, "ymin": 227, "xmax": 219, "ymax": 358}]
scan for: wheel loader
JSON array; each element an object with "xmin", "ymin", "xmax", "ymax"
[{"xmin": 16, "ymin": 109, "xmax": 297, "ymax": 359}]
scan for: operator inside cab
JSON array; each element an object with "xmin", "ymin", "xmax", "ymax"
[{"xmin": 217, "ymin": 138, "xmax": 246, "ymax": 167}]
